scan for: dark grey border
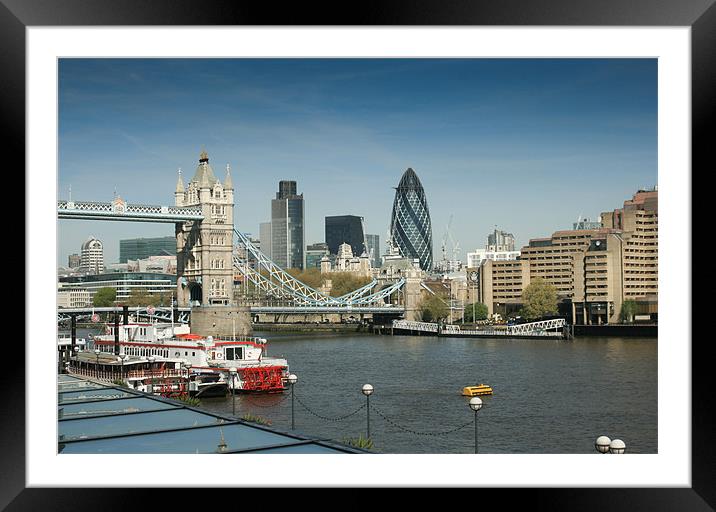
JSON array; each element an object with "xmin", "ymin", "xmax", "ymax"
[{"xmin": 8, "ymin": 0, "xmax": 709, "ymax": 508}]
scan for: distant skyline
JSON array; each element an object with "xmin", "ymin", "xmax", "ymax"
[{"xmin": 58, "ymin": 58, "xmax": 657, "ymax": 266}]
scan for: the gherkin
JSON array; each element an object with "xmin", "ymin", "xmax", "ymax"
[{"xmin": 390, "ymin": 168, "xmax": 433, "ymax": 270}]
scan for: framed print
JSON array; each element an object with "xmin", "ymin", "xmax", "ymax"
[{"xmin": 7, "ymin": 0, "xmax": 709, "ymax": 508}]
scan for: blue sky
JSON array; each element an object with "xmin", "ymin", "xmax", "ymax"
[{"xmin": 58, "ymin": 58, "xmax": 657, "ymax": 266}]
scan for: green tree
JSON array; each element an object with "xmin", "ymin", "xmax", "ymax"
[
  {"xmin": 620, "ymin": 300, "xmax": 638, "ymax": 323},
  {"xmin": 521, "ymin": 278, "xmax": 558, "ymax": 320},
  {"xmin": 464, "ymin": 302, "xmax": 488, "ymax": 323},
  {"xmin": 419, "ymin": 294, "xmax": 449, "ymax": 323},
  {"xmin": 93, "ymin": 287, "xmax": 116, "ymax": 307},
  {"xmin": 124, "ymin": 289, "xmax": 169, "ymax": 307},
  {"xmin": 328, "ymin": 272, "xmax": 372, "ymax": 297}
]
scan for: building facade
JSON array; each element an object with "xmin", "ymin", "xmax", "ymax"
[
  {"xmin": 325, "ymin": 215, "xmax": 366, "ymax": 256},
  {"xmin": 259, "ymin": 222, "xmax": 272, "ymax": 259},
  {"xmin": 59, "ymin": 272, "xmax": 177, "ymax": 304},
  {"xmin": 68, "ymin": 253, "xmax": 81, "ymax": 269},
  {"xmin": 471, "ymin": 189, "xmax": 658, "ymax": 325},
  {"xmin": 174, "ymin": 150, "xmax": 235, "ymax": 306},
  {"xmin": 271, "ymin": 180, "xmax": 305, "ymax": 270},
  {"xmin": 365, "ymin": 234, "xmax": 380, "ymax": 269},
  {"xmin": 57, "ymin": 288, "xmax": 91, "ymax": 308},
  {"xmin": 389, "ymin": 168, "xmax": 433, "ymax": 271},
  {"xmin": 306, "ymin": 242, "xmax": 330, "ymax": 269},
  {"xmin": 119, "ymin": 236, "xmax": 176, "ymax": 263},
  {"xmin": 487, "ymin": 229, "xmax": 516, "ymax": 252},
  {"xmin": 80, "ymin": 237, "xmax": 105, "ymax": 274}
]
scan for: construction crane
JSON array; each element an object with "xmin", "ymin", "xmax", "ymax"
[{"xmin": 440, "ymin": 214, "xmax": 461, "ymax": 272}]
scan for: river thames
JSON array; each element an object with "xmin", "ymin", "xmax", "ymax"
[{"xmin": 194, "ymin": 332, "xmax": 657, "ymax": 454}]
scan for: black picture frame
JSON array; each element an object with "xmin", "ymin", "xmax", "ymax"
[{"xmin": 6, "ymin": 0, "xmax": 707, "ymax": 508}]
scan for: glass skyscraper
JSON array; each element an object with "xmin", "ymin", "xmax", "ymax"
[
  {"xmin": 325, "ymin": 215, "xmax": 365, "ymax": 256},
  {"xmin": 389, "ymin": 168, "xmax": 433, "ymax": 270},
  {"xmin": 271, "ymin": 180, "xmax": 305, "ymax": 269},
  {"xmin": 119, "ymin": 236, "xmax": 176, "ymax": 263}
]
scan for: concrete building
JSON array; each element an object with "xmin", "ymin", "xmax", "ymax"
[
  {"xmin": 466, "ymin": 248, "xmax": 521, "ymax": 269},
  {"xmin": 466, "ymin": 228, "xmax": 520, "ymax": 268},
  {"xmin": 68, "ymin": 253, "xmax": 81, "ymax": 269},
  {"xmin": 119, "ymin": 236, "xmax": 176, "ymax": 263},
  {"xmin": 80, "ymin": 237, "xmax": 105, "ymax": 274},
  {"xmin": 58, "ymin": 272, "xmax": 177, "ymax": 304},
  {"xmin": 471, "ymin": 189, "xmax": 658, "ymax": 325},
  {"xmin": 174, "ymin": 150, "xmax": 235, "ymax": 306},
  {"xmin": 259, "ymin": 222, "xmax": 272, "ymax": 259},
  {"xmin": 57, "ymin": 288, "xmax": 91, "ymax": 308},
  {"xmin": 320, "ymin": 242, "xmax": 371, "ymax": 278},
  {"xmin": 126, "ymin": 255, "xmax": 177, "ymax": 274},
  {"xmin": 271, "ymin": 180, "xmax": 305, "ymax": 270},
  {"xmin": 487, "ymin": 228, "xmax": 516, "ymax": 252}
]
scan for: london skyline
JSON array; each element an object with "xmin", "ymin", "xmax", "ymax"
[{"xmin": 58, "ymin": 58, "xmax": 657, "ymax": 266}]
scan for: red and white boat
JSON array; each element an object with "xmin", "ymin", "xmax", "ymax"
[{"xmin": 78, "ymin": 322, "xmax": 289, "ymax": 396}]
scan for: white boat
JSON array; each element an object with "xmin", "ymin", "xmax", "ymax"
[{"xmin": 84, "ymin": 321, "xmax": 290, "ymax": 396}]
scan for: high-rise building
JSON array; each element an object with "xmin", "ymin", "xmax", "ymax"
[
  {"xmin": 306, "ymin": 242, "xmax": 329, "ymax": 269},
  {"xmin": 325, "ymin": 215, "xmax": 365, "ymax": 256},
  {"xmin": 389, "ymin": 168, "xmax": 433, "ymax": 270},
  {"xmin": 271, "ymin": 180, "xmax": 305, "ymax": 269},
  {"xmin": 68, "ymin": 253, "xmax": 81, "ymax": 268},
  {"xmin": 487, "ymin": 229, "xmax": 516, "ymax": 252},
  {"xmin": 259, "ymin": 222, "xmax": 272, "ymax": 259},
  {"xmin": 365, "ymin": 234, "xmax": 380, "ymax": 268},
  {"xmin": 119, "ymin": 236, "xmax": 176, "ymax": 263},
  {"xmin": 80, "ymin": 237, "xmax": 105, "ymax": 274}
]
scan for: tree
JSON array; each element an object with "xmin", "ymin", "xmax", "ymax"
[
  {"xmin": 124, "ymin": 289, "xmax": 171, "ymax": 307},
  {"xmin": 521, "ymin": 278, "xmax": 558, "ymax": 320},
  {"xmin": 419, "ymin": 294, "xmax": 449, "ymax": 323},
  {"xmin": 464, "ymin": 302, "xmax": 488, "ymax": 323},
  {"xmin": 328, "ymin": 272, "xmax": 372, "ymax": 297},
  {"xmin": 620, "ymin": 300, "xmax": 638, "ymax": 323},
  {"xmin": 93, "ymin": 287, "xmax": 116, "ymax": 307}
]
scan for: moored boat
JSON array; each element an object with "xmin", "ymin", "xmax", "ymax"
[{"xmin": 86, "ymin": 321, "xmax": 289, "ymax": 395}]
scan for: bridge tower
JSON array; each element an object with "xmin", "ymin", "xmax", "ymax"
[{"xmin": 175, "ymin": 149, "xmax": 235, "ymax": 307}]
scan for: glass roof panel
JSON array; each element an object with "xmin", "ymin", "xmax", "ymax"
[
  {"xmin": 59, "ymin": 408, "xmax": 222, "ymax": 442},
  {"xmin": 60, "ymin": 423, "xmax": 310, "ymax": 454},
  {"xmin": 60, "ymin": 397, "xmax": 177, "ymax": 419},
  {"xmin": 59, "ymin": 388, "xmax": 136, "ymax": 403}
]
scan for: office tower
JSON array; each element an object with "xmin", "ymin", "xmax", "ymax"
[
  {"xmin": 365, "ymin": 234, "xmax": 380, "ymax": 268},
  {"xmin": 271, "ymin": 180, "xmax": 305, "ymax": 269},
  {"xmin": 389, "ymin": 168, "xmax": 433, "ymax": 270},
  {"xmin": 119, "ymin": 236, "xmax": 176, "ymax": 263},
  {"xmin": 259, "ymin": 222, "xmax": 273, "ymax": 258},
  {"xmin": 325, "ymin": 215, "xmax": 366, "ymax": 256},
  {"xmin": 80, "ymin": 237, "xmax": 105, "ymax": 274}
]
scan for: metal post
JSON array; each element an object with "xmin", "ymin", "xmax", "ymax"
[
  {"xmin": 291, "ymin": 383, "xmax": 295, "ymax": 430},
  {"xmin": 114, "ymin": 313, "xmax": 120, "ymax": 355},
  {"xmin": 366, "ymin": 394, "xmax": 371, "ymax": 439},
  {"xmin": 474, "ymin": 409, "xmax": 478, "ymax": 454}
]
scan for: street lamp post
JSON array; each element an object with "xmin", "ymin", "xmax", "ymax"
[
  {"xmin": 469, "ymin": 397, "xmax": 483, "ymax": 454},
  {"xmin": 94, "ymin": 348, "xmax": 101, "ymax": 379},
  {"xmin": 362, "ymin": 384, "xmax": 374, "ymax": 439},
  {"xmin": 287, "ymin": 374, "xmax": 298, "ymax": 430},
  {"xmin": 229, "ymin": 367, "xmax": 238, "ymax": 416},
  {"xmin": 120, "ymin": 354, "xmax": 128, "ymax": 383}
]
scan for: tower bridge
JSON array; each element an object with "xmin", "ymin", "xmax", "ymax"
[{"xmin": 58, "ymin": 150, "xmax": 412, "ymax": 328}]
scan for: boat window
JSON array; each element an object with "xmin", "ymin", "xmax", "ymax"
[
  {"xmin": 192, "ymin": 352, "xmax": 195, "ymax": 356},
  {"xmin": 225, "ymin": 348, "xmax": 234, "ymax": 361}
]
